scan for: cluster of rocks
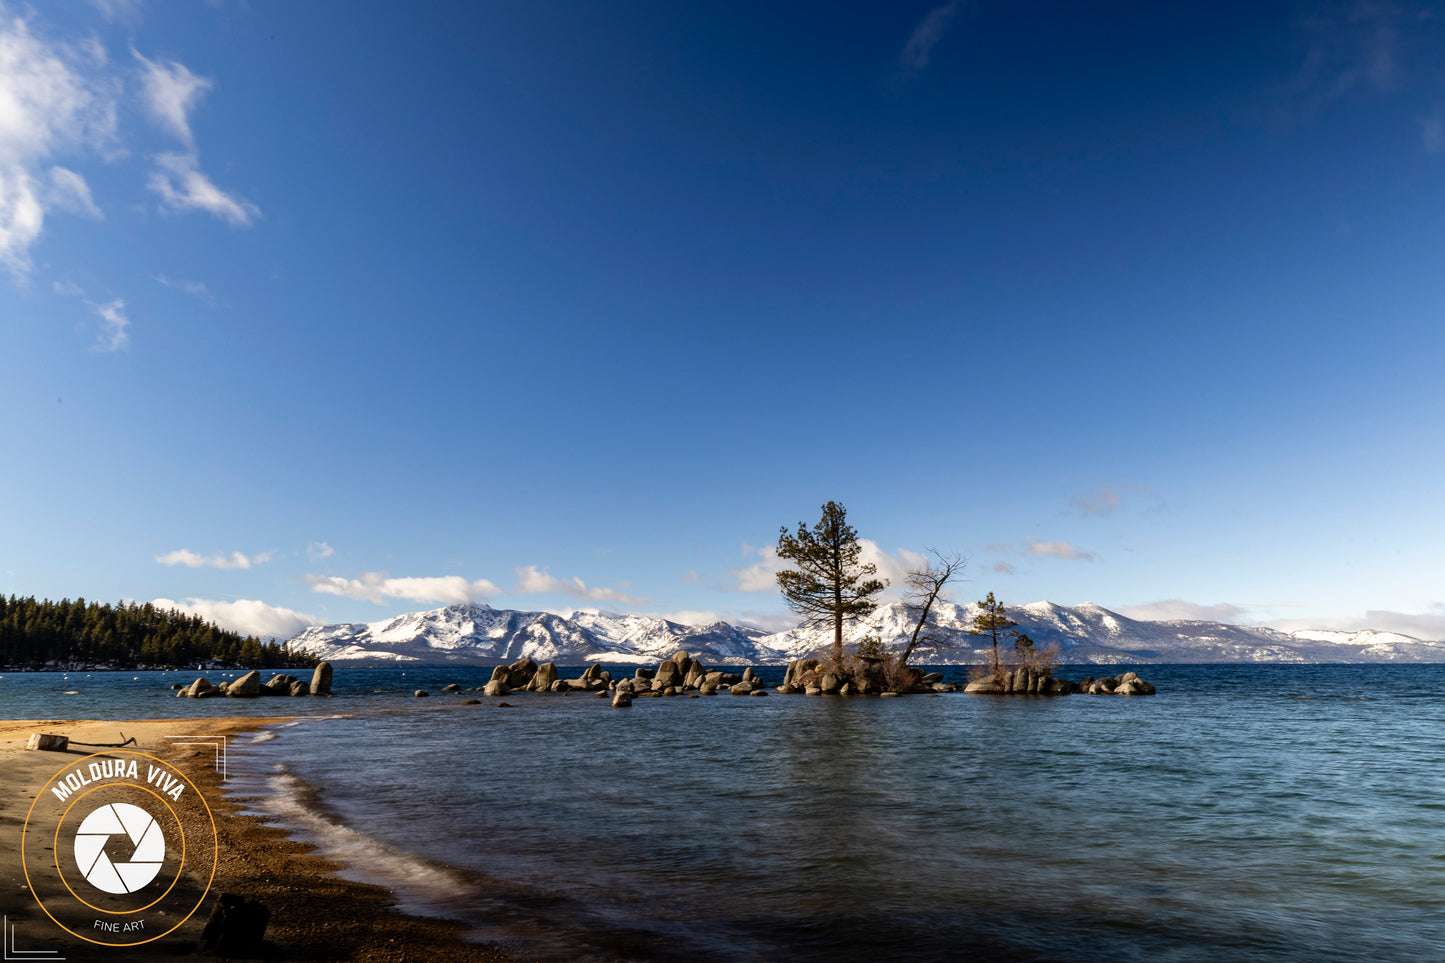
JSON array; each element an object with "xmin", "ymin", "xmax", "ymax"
[
  {"xmin": 417, "ymin": 658, "xmax": 1160, "ymax": 704},
  {"xmin": 175, "ymin": 662, "xmax": 332, "ymax": 699},
  {"xmin": 611, "ymin": 652, "xmax": 765, "ymax": 706},
  {"xmin": 1076, "ymin": 671, "xmax": 1156, "ymax": 695},
  {"xmin": 775, "ymin": 658, "xmax": 958, "ymax": 695},
  {"xmin": 465, "ymin": 658, "xmax": 613, "ymax": 697},
  {"xmin": 962, "ymin": 667, "xmax": 1155, "ymax": 696},
  {"xmin": 427, "ymin": 652, "xmax": 762, "ymax": 707}
]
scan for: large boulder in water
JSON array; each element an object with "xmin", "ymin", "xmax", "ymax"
[
  {"xmin": 483, "ymin": 680, "xmax": 511, "ymax": 697},
  {"xmin": 226, "ymin": 671, "xmax": 262, "ymax": 698},
  {"xmin": 184, "ymin": 677, "xmax": 217, "ymax": 699},
  {"xmin": 310, "ymin": 662, "xmax": 333, "ymax": 696},
  {"xmin": 507, "ymin": 658, "xmax": 538, "ymax": 688},
  {"xmin": 528, "ymin": 662, "xmax": 558, "ymax": 692},
  {"xmin": 288, "ymin": 680, "xmax": 310, "ymax": 697},
  {"xmin": 670, "ymin": 650, "xmax": 693, "ymax": 679},
  {"xmin": 783, "ymin": 659, "xmax": 819, "ymax": 688},
  {"xmin": 654, "ymin": 660, "xmax": 683, "ymax": 688},
  {"xmin": 264, "ymin": 674, "xmax": 298, "ymax": 696}
]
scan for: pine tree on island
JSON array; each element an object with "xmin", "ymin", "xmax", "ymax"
[
  {"xmin": 775, "ymin": 501, "xmax": 887, "ymax": 662},
  {"xmin": 969, "ymin": 591, "xmax": 1016, "ymax": 684}
]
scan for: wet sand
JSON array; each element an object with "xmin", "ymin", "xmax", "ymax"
[{"xmin": 0, "ymin": 717, "xmax": 521, "ymax": 962}]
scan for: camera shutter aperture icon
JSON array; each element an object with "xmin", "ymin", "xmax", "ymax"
[{"xmin": 73, "ymin": 802, "xmax": 166, "ymax": 895}]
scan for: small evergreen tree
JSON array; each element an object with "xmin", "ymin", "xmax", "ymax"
[
  {"xmin": 776, "ymin": 501, "xmax": 887, "ymax": 662},
  {"xmin": 970, "ymin": 592, "xmax": 1016, "ymax": 682}
]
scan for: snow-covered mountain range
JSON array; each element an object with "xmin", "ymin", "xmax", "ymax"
[{"xmin": 285, "ymin": 601, "xmax": 1445, "ymax": 665}]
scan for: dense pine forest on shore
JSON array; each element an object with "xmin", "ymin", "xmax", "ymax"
[{"xmin": 0, "ymin": 595, "xmax": 316, "ymax": 670}]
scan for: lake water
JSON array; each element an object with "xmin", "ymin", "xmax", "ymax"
[{"xmin": 7, "ymin": 664, "xmax": 1445, "ymax": 960}]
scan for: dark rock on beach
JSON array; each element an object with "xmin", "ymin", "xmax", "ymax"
[{"xmin": 200, "ymin": 893, "xmax": 270, "ymax": 957}]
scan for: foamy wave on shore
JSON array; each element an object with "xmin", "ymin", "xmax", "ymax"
[{"xmin": 248, "ymin": 764, "xmax": 469, "ymax": 914}]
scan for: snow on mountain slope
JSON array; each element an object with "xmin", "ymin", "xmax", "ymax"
[
  {"xmin": 566, "ymin": 611, "xmax": 779, "ymax": 662},
  {"xmin": 285, "ymin": 601, "xmax": 1445, "ymax": 665},
  {"xmin": 287, "ymin": 602, "xmax": 614, "ymax": 665},
  {"xmin": 288, "ymin": 602, "xmax": 781, "ymax": 665},
  {"xmin": 752, "ymin": 601, "xmax": 1445, "ymax": 665}
]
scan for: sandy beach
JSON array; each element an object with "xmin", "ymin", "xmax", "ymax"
[{"xmin": 0, "ymin": 716, "xmax": 521, "ymax": 962}]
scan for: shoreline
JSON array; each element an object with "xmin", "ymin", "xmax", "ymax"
[{"xmin": 0, "ymin": 716, "xmax": 521, "ymax": 962}]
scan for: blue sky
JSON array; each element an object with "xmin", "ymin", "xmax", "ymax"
[{"xmin": 2, "ymin": 1, "xmax": 1443, "ymax": 640}]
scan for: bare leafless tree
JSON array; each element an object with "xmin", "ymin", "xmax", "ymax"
[{"xmin": 898, "ymin": 549, "xmax": 965, "ymax": 667}]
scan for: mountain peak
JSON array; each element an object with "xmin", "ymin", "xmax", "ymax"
[{"xmin": 286, "ymin": 600, "xmax": 1445, "ymax": 665}]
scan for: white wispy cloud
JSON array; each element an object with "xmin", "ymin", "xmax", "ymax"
[
  {"xmin": 1268, "ymin": 604, "xmax": 1445, "ymax": 642},
  {"xmin": 989, "ymin": 540, "xmax": 1098, "ymax": 562},
  {"xmin": 88, "ymin": 297, "xmax": 129, "ymax": 351},
  {"xmin": 131, "ymin": 50, "xmax": 259, "ymax": 226},
  {"xmin": 153, "ymin": 272, "xmax": 214, "ymax": 303},
  {"xmin": 727, "ymin": 544, "xmax": 787, "ymax": 592},
  {"xmin": 152, "ymin": 596, "xmax": 316, "ymax": 639},
  {"xmin": 0, "ymin": 13, "xmax": 118, "ymax": 274},
  {"xmin": 0, "ymin": 11, "xmax": 259, "ymax": 277},
  {"xmin": 1027, "ymin": 540, "xmax": 1096, "ymax": 561},
  {"xmin": 724, "ymin": 539, "xmax": 929, "ymax": 596},
  {"xmin": 990, "ymin": 560, "xmax": 1016, "ymax": 574},
  {"xmin": 46, "ymin": 166, "xmax": 101, "ymax": 218},
  {"xmin": 133, "ymin": 49, "xmax": 209, "ymax": 146},
  {"xmin": 306, "ymin": 572, "xmax": 502, "ymax": 605},
  {"xmin": 514, "ymin": 565, "xmax": 643, "ymax": 605},
  {"xmin": 1071, "ymin": 482, "xmax": 1159, "ymax": 517},
  {"xmin": 649, "ymin": 609, "xmax": 722, "ymax": 627},
  {"xmin": 1422, "ymin": 107, "xmax": 1443, "ymax": 154},
  {"xmin": 156, "ymin": 548, "xmax": 270, "ymax": 569},
  {"xmin": 306, "ymin": 541, "xmax": 335, "ymax": 560},
  {"xmin": 1115, "ymin": 599, "xmax": 1250, "ymax": 623},
  {"xmin": 1072, "ymin": 485, "xmax": 1122, "ymax": 517},
  {"xmin": 857, "ymin": 539, "xmax": 927, "ymax": 596},
  {"xmin": 1283, "ymin": 1, "xmax": 1407, "ymax": 122},
  {"xmin": 734, "ymin": 609, "xmax": 800, "ymax": 633},
  {"xmin": 899, "ymin": 1, "xmax": 963, "ymax": 80},
  {"xmin": 90, "ymin": 0, "xmax": 144, "ymax": 24},
  {"xmin": 148, "ymin": 151, "xmax": 259, "ymax": 225}
]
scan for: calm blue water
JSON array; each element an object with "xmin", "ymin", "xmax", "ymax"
[{"xmin": 8, "ymin": 665, "xmax": 1445, "ymax": 960}]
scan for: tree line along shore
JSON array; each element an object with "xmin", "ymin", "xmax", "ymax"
[{"xmin": 0, "ymin": 595, "xmax": 315, "ymax": 671}]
